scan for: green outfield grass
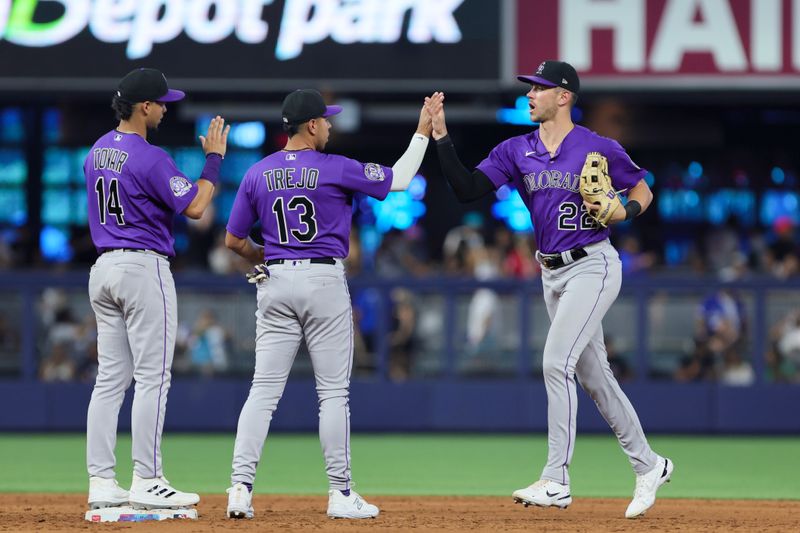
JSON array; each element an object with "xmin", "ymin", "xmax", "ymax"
[{"xmin": 0, "ymin": 433, "xmax": 798, "ymax": 499}]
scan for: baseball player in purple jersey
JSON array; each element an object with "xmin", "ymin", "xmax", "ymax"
[
  {"xmin": 425, "ymin": 61, "xmax": 673, "ymax": 519},
  {"xmin": 84, "ymin": 68, "xmax": 229, "ymax": 511},
  {"xmin": 222, "ymin": 89, "xmax": 431, "ymax": 520}
]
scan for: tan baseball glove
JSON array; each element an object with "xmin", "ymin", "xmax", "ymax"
[{"xmin": 579, "ymin": 152, "xmax": 622, "ymax": 227}]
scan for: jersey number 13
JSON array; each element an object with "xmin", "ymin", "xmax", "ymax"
[{"xmin": 271, "ymin": 196, "xmax": 318, "ymax": 243}]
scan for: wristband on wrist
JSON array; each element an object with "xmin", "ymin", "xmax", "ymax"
[
  {"xmin": 200, "ymin": 153, "xmax": 222, "ymax": 186},
  {"xmin": 624, "ymin": 200, "xmax": 642, "ymax": 221}
]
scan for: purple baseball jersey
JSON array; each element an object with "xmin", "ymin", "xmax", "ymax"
[
  {"xmin": 83, "ymin": 130, "xmax": 198, "ymax": 257},
  {"xmin": 477, "ymin": 125, "xmax": 647, "ymax": 254},
  {"xmin": 226, "ymin": 149, "xmax": 393, "ymax": 259}
]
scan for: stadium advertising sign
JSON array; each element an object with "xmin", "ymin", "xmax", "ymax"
[
  {"xmin": 518, "ymin": 0, "xmax": 800, "ymax": 89},
  {"xmin": 0, "ymin": 0, "xmax": 501, "ymax": 91}
]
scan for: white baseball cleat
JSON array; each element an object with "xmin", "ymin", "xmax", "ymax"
[
  {"xmin": 226, "ymin": 483, "xmax": 254, "ymax": 519},
  {"xmin": 88, "ymin": 476, "xmax": 130, "ymax": 509},
  {"xmin": 128, "ymin": 475, "xmax": 200, "ymax": 509},
  {"xmin": 625, "ymin": 456, "xmax": 674, "ymax": 518},
  {"xmin": 327, "ymin": 489, "xmax": 379, "ymax": 519},
  {"xmin": 512, "ymin": 479, "xmax": 572, "ymax": 509}
]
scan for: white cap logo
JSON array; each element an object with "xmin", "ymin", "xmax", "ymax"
[{"xmin": 536, "ymin": 62, "xmax": 546, "ymax": 75}]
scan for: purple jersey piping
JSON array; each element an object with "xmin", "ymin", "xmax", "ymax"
[
  {"xmin": 154, "ymin": 257, "xmax": 168, "ymax": 478},
  {"xmin": 560, "ymin": 252, "xmax": 609, "ymax": 484}
]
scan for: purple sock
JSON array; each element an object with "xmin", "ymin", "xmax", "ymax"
[
  {"xmin": 340, "ymin": 489, "xmax": 351, "ymax": 497},
  {"xmin": 243, "ymin": 483, "xmax": 253, "ymax": 493}
]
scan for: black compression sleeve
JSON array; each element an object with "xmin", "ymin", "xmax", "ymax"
[{"xmin": 436, "ymin": 135, "xmax": 495, "ymax": 203}]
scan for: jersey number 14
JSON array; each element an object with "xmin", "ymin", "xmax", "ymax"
[{"xmin": 94, "ymin": 176, "xmax": 126, "ymax": 225}]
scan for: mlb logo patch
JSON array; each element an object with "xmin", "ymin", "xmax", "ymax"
[
  {"xmin": 364, "ymin": 163, "xmax": 385, "ymax": 182},
  {"xmin": 114, "ymin": 134, "xmax": 122, "ymax": 141},
  {"xmin": 286, "ymin": 153, "xmax": 297, "ymax": 161}
]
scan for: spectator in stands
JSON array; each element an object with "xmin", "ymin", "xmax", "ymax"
[
  {"xmin": 767, "ymin": 309, "xmax": 800, "ymax": 382},
  {"xmin": 503, "ymin": 233, "xmax": 539, "ymax": 279},
  {"xmin": 39, "ymin": 288, "xmax": 69, "ymax": 329},
  {"xmin": 706, "ymin": 216, "xmax": 745, "ymax": 278},
  {"xmin": 719, "ymin": 350, "xmax": 755, "ymax": 386},
  {"xmin": 388, "ymin": 289, "xmax": 416, "ymax": 382},
  {"xmin": 676, "ymin": 289, "xmax": 746, "ymax": 382},
  {"xmin": 745, "ymin": 226, "xmax": 769, "ymax": 274},
  {"xmin": 464, "ymin": 244, "xmax": 501, "ymax": 359},
  {"xmin": 617, "ymin": 234, "xmax": 657, "ymax": 275},
  {"xmin": 73, "ymin": 314, "xmax": 99, "ymax": 382},
  {"xmin": 76, "ymin": 345, "xmax": 100, "ymax": 383},
  {"xmin": 442, "ymin": 211, "xmax": 485, "ymax": 275},
  {"xmin": 375, "ymin": 228, "xmax": 429, "ymax": 277},
  {"xmin": 188, "ymin": 310, "xmax": 229, "ymax": 376},
  {"xmin": 765, "ymin": 216, "xmax": 799, "ymax": 279},
  {"xmin": 40, "ymin": 342, "xmax": 76, "ymax": 382},
  {"xmin": 208, "ymin": 231, "xmax": 250, "ymax": 275},
  {"xmin": 605, "ymin": 335, "xmax": 633, "ymax": 382}
]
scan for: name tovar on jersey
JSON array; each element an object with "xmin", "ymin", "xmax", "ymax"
[{"xmin": 84, "ymin": 130, "xmax": 198, "ymax": 256}]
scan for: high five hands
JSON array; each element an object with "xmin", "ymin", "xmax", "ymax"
[
  {"xmin": 199, "ymin": 115, "xmax": 231, "ymax": 158},
  {"xmin": 424, "ymin": 92, "xmax": 447, "ymax": 140},
  {"xmin": 417, "ymin": 101, "xmax": 433, "ymax": 137}
]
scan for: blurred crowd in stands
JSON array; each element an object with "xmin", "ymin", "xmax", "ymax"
[{"xmin": 21, "ymin": 209, "xmax": 800, "ymax": 385}]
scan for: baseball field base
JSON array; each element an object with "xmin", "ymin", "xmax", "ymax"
[{"xmin": 84, "ymin": 506, "xmax": 198, "ymax": 522}]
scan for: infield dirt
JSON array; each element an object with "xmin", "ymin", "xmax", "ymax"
[{"xmin": 1, "ymin": 494, "xmax": 798, "ymax": 532}]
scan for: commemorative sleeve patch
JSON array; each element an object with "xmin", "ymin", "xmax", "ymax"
[
  {"xmin": 169, "ymin": 176, "xmax": 193, "ymax": 197},
  {"xmin": 363, "ymin": 163, "xmax": 385, "ymax": 182}
]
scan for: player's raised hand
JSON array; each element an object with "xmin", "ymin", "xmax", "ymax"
[
  {"xmin": 199, "ymin": 116, "xmax": 231, "ymax": 157},
  {"xmin": 424, "ymin": 92, "xmax": 447, "ymax": 140},
  {"xmin": 416, "ymin": 101, "xmax": 433, "ymax": 137}
]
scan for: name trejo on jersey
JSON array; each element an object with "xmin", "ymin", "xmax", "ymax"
[
  {"xmin": 264, "ymin": 167, "xmax": 319, "ymax": 192},
  {"xmin": 92, "ymin": 148, "xmax": 129, "ymax": 173},
  {"xmin": 523, "ymin": 170, "xmax": 580, "ymax": 195}
]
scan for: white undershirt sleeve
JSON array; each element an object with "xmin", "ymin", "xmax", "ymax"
[{"xmin": 390, "ymin": 133, "xmax": 430, "ymax": 192}]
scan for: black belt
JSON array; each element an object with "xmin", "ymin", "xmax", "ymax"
[
  {"xmin": 107, "ymin": 248, "xmax": 168, "ymax": 258},
  {"xmin": 539, "ymin": 247, "xmax": 588, "ymax": 270},
  {"xmin": 266, "ymin": 257, "xmax": 336, "ymax": 266}
]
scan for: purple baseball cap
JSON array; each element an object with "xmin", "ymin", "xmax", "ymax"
[
  {"xmin": 282, "ymin": 89, "xmax": 342, "ymax": 125},
  {"xmin": 518, "ymin": 60, "xmax": 580, "ymax": 93},
  {"xmin": 117, "ymin": 68, "xmax": 185, "ymax": 103}
]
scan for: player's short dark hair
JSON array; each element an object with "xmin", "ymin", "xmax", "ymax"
[
  {"xmin": 111, "ymin": 94, "xmax": 134, "ymax": 121},
  {"xmin": 283, "ymin": 122, "xmax": 302, "ymax": 137}
]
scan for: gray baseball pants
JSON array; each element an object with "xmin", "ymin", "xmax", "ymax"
[
  {"xmin": 86, "ymin": 249, "xmax": 176, "ymax": 480},
  {"xmin": 538, "ymin": 240, "xmax": 658, "ymax": 485},
  {"xmin": 231, "ymin": 259, "xmax": 353, "ymax": 491}
]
